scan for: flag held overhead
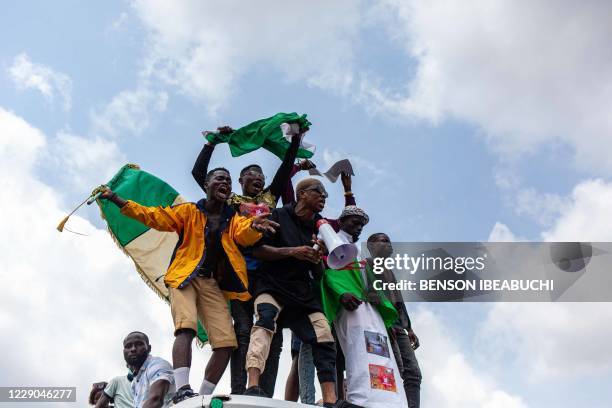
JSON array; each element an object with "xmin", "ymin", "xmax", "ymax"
[{"xmin": 204, "ymin": 112, "xmax": 315, "ymax": 160}]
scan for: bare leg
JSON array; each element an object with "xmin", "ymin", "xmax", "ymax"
[
  {"xmin": 247, "ymin": 367, "xmax": 261, "ymax": 388},
  {"xmin": 285, "ymin": 356, "xmax": 299, "ymax": 401},
  {"xmin": 204, "ymin": 347, "xmax": 233, "ymax": 384},
  {"xmin": 173, "ymin": 329, "xmax": 195, "ymax": 369},
  {"xmin": 321, "ymin": 381, "xmax": 337, "ymax": 404}
]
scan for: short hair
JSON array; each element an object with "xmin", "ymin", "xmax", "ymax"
[
  {"xmin": 205, "ymin": 167, "xmax": 230, "ymax": 183},
  {"xmin": 240, "ymin": 164, "xmax": 263, "ymax": 177},
  {"xmin": 367, "ymin": 232, "xmax": 389, "ymax": 243},
  {"xmin": 124, "ymin": 331, "xmax": 150, "ymax": 345},
  {"xmin": 295, "ymin": 178, "xmax": 323, "ymax": 194}
]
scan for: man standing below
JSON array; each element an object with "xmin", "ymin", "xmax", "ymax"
[
  {"xmin": 367, "ymin": 233, "xmax": 422, "ymax": 408},
  {"xmin": 245, "ymin": 178, "xmax": 339, "ymax": 407},
  {"xmin": 321, "ymin": 208, "xmax": 405, "ymax": 408},
  {"xmin": 94, "ymin": 331, "xmax": 173, "ymax": 408},
  {"xmin": 192, "ymin": 125, "xmax": 306, "ymax": 396},
  {"xmin": 99, "ymin": 168, "xmax": 277, "ymax": 404}
]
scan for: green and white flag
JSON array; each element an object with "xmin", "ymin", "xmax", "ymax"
[
  {"xmin": 205, "ymin": 112, "xmax": 316, "ymax": 160},
  {"xmin": 96, "ymin": 164, "xmax": 208, "ymax": 344}
]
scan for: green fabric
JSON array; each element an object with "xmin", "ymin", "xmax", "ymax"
[
  {"xmin": 205, "ymin": 112, "xmax": 314, "ymax": 160},
  {"xmin": 321, "ymin": 262, "xmax": 398, "ymax": 328},
  {"xmin": 99, "ymin": 165, "xmax": 179, "ymax": 246},
  {"xmin": 197, "ymin": 321, "xmax": 209, "ymax": 344},
  {"xmin": 98, "ymin": 164, "xmax": 208, "ymax": 345}
]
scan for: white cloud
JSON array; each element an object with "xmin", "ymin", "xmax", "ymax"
[
  {"xmin": 479, "ymin": 303, "xmax": 612, "ymax": 382},
  {"xmin": 91, "ymin": 87, "xmax": 168, "ymax": 137},
  {"xmin": 132, "ymin": 0, "xmax": 361, "ymax": 112},
  {"xmin": 364, "ymin": 0, "xmax": 612, "ymax": 174},
  {"xmin": 48, "ymin": 132, "xmax": 127, "ymax": 190},
  {"xmin": 414, "ymin": 307, "xmax": 527, "ymax": 407},
  {"xmin": 107, "ymin": 11, "xmax": 129, "ymax": 33},
  {"xmin": 542, "ymin": 179, "xmax": 612, "ymax": 241},
  {"xmin": 0, "ymin": 106, "xmax": 304, "ymax": 403},
  {"xmin": 0, "ymin": 107, "xmax": 196, "ymax": 403},
  {"xmin": 488, "ymin": 222, "xmax": 523, "ymax": 242},
  {"xmin": 514, "ymin": 188, "xmax": 567, "ymax": 227},
  {"xmin": 7, "ymin": 53, "xmax": 72, "ymax": 111}
]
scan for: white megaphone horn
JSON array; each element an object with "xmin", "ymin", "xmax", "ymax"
[{"xmin": 314, "ymin": 219, "xmax": 358, "ymax": 269}]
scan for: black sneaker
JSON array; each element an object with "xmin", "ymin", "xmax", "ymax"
[
  {"xmin": 243, "ymin": 385, "xmax": 269, "ymax": 398},
  {"xmin": 172, "ymin": 386, "xmax": 198, "ymax": 404}
]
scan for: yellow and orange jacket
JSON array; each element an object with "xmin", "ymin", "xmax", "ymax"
[{"xmin": 121, "ymin": 199, "xmax": 262, "ymax": 301}]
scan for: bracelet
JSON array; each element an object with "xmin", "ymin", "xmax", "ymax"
[{"xmin": 344, "ymin": 191, "xmax": 353, "ymax": 196}]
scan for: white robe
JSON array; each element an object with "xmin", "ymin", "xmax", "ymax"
[{"xmin": 334, "ymin": 232, "xmax": 407, "ymax": 407}]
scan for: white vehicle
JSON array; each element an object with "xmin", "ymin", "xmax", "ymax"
[{"xmin": 173, "ymin": 394, "xmax": 314, "ymax": 408}]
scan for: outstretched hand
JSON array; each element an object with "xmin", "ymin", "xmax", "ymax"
[
  {"xmin": 251, "ymin": 214, "xmax": 280, "ymax": 234},
  {"xmin": 97, "ymin": 187, "xmax": 127, "ymax": 208}
]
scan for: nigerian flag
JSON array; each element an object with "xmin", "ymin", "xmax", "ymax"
[
  {"xmin": 205, "ymin": 112, "xmax": 316, "ymax": 160},
  {"xmin": 97, "ymin": 164, "xmax": 208, "ymax": 344}
]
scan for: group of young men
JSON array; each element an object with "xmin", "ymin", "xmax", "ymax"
[{"xmin": 92, "ymin": 125, "xmax": 422, "ymax": 408}]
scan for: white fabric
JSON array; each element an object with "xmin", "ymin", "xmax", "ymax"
[
  {"xmin": 199, "ymin": 379, "xmax": 216, "ymax": 395},
  {"xmin": 173, "ymin": 366, "xmax": 190, "ymax": 390},
  {"xmin": 280, "ymin": 122, "xmax": 316, "ymax": 154},
  {"xmin": 336, "ymin": 303, "xmax": 407, "ymax": 407}
]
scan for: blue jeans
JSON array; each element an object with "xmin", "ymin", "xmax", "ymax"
[
  {"xmin": 298, "ymin": 342, "xmax": 316, "ymax": 404},
  {"xmin": 391, "ymin": 331, "xmax": 422, "ymax": 408}
]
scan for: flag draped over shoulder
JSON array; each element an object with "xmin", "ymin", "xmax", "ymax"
[
  {"xmin": 320, "ymin": 261, "xmax": 398, "ymax": 328},
  {"xmin": 97, "ymin": 164, "xmax": 208, "ymax": 344},
  {"xmin": 205, "ymin": 112, "xmax": 315, "ymax": 160}
]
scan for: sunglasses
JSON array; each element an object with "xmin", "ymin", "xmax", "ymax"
[
  {"xmin": 302, "ymin": 186, "xmax": 328, "ymax": 198},
  {"xmin": 243, "ymin": 171, "xmax": 265, "ymax": 180}
]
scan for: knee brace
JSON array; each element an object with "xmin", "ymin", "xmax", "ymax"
[{"xmin": 254, "ymin": 303, "xmax": 279, "ymax": 332}]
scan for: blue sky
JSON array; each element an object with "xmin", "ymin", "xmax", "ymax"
[{"xmin": 2, "ymin": 1, "xmax": 612, "ymax": 407}]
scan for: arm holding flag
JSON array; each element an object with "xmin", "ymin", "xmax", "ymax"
[
  {"xmin": 267, "ymin": 132, "xmax": 303, "ymax": 201},
  {"xmin": 100, "ymin": 188, "xmax": 186, "ymax": 233},
  {"xmin": 192, "ymin": 126, "xmax": 233, "ymax": 193}
]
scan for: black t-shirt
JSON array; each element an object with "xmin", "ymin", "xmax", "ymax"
[{"xmin": 252, "ymin": 203, "xmax": 323, "ymax": 312}]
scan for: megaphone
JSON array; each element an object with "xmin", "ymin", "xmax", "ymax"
[{"xmin": 315, "ymin": 219, "xmax": 358, "ymax": 269}]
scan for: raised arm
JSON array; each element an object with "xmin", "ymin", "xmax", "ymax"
[
  {"xmin": 281, "ymin": 160, "xmax": 316, "ymax": 205},
  {"xmin": 192, "ymin": 126, "xmax": 233, "ymax": 193},
  {"xmin": 192, "ymin": 143, "xmax": 215, "ymax": 193},
  {"xmin": 268, "ymin": 133, "xmax": 302, "ymax": 201},
  {"xmin": 281, "ymin": 164, "xmax": 300, "ymax": 205},
  {"xmin": 341, "ymin": 172, "xmax": 356, "ymax": 206},
  {"xmin": 100, "ymin": 188, "xmax": 185, "ymax": 233}
]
